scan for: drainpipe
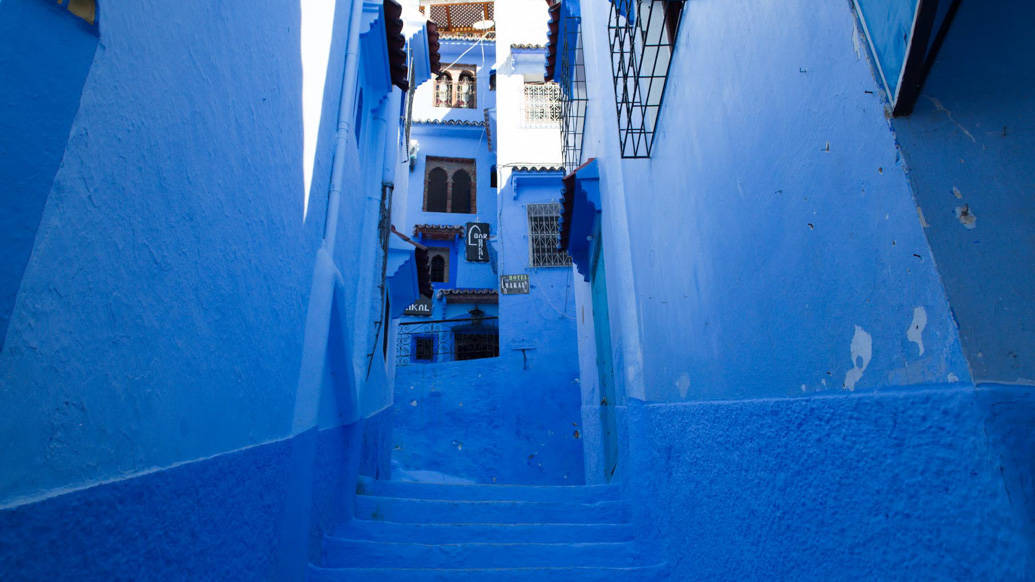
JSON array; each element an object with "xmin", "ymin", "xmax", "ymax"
[
  {"xmin": 293, "ymin": 0, "xmax": 366, "ymax": 434},
  {"xmin": 323, "ymin": 0, "xmax": 366, "ymax": 251}
]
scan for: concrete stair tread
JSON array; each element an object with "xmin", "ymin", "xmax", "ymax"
[
  {"xmin": 308, "ymin": 563, "xmax": 668, "ymax": 582},
  {"xmin": 357, "ymin": 476, "xmax": 620, "ymax": 502},
  {"xmin": 354, "ymin": 495, "xmax": 628, "ymax": 524},
  {"xmin": 333, "ymin": 520, "xmax": 635, "ymax": 543},
  {"xmin": 321, "ymin": 538, "xmax": 646, "ymax": 568}
]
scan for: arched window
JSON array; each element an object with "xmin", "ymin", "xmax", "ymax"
[
  {"xmin": 434, "ymin": 73, "xmax": 452, "ymax": 107},
  {"xmin": 456, "ymin": 71, "xmax": 476, "ymax": 108},
  {"xmin": 426, "ymin": 167, "xmax": 448, "ymax": 212},
  {"xmin": 430, "ymin": 255, "xmax": 446, "ymax": 283},
  {"xmin": 451, "ymin": 170, "xmax": 472, "ymax": 213}
]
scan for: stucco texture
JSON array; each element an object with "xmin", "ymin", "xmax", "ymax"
[{"xmin": 621, "ymin": 389, "xmax": 1031, "ymax": 580}]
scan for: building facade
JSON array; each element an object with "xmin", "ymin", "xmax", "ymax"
[
  {"xmin": 389, "ymin": 0, "xmax": 584, "ymax": 485},
  {"xmin": 0, "ymin": 0, "xmax": 435, "ymax": 577},
  {"xmin": 553, "ymin": 0, "xmax": 1034, "ymax": 577}
]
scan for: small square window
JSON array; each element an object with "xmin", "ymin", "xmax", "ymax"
[{"xmin": 414, "ymin": 335, "xmax": 435, "ymax": 362}]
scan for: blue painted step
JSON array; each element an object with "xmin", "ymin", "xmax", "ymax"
[
  {"xmin": 321, "ymin": 539, "xmax": 644, "ymax": 568},
  {"xmin": 356, "ymin": 475, "xmax": 620, "ymax": 503},
  {"xmin": 354, "ymin": 495, "xmax": 628, "ymax": 524},
  {"xmin": 307, "ymin": 564, "xmax": 669, "ymax": 582},
  {"xmin": 332, "ymin": 520, "xmax": 635, "ymax": 544}
]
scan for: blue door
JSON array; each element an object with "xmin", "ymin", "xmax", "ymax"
[{"xmin": 590, "ymin": 243, "xmax": 618, "ymax": 481}]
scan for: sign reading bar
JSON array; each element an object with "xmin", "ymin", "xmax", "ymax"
[
  {"xmin": 403, "ymin": 296, "xmax": 432, "ymax": 316},
  {"xmin": 501, "ymin": 274, "xmax": 530, "ymax": 295},
  {"xmin": 465, "ymin": 222, "xmax": 490, "ymax": 262}
]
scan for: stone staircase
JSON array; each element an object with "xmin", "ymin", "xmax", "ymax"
[{"xmin": 308, "ymin": 476, "xmax": 666, "ymax": 581}]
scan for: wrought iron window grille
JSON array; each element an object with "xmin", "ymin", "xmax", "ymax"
[
  {"xmin": 608, "ymin": 0, "xmax": 684, "ymax": 158},
  {"xmin": 557, "ymin": 11, "xmax": 588, "ymax": 173},
  {"xmin": 527, "ymin": 202, "xmax": 572, "ymax": 267},
  {"xmin": 397, "ymin": 316, "xmax": 500, "ymax": 365},
  {"xmin": 522, "ymin": 82, "xmax": 562, "ymax": 128}
]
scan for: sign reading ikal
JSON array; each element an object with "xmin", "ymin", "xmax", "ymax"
[
  {"xmin": 465, "ymin": 222, "xmax": 490, "ymax": 262},
  {"xmin": 500, "ymin": 274, "xmax": 530, "ymax": 295}
]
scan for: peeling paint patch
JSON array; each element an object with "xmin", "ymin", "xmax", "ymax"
[
  {"xmin": 947, "ymin": 372, "xmax": 960, "ymax": 383},
  {"xmin": 907, "ymin": 306, "xmax": 927, "ymax": 357},
  {"xmin": 843, "ymin": 325, "xmax": 873, "ymax": 391},
  {"xmin": 952, "ymin": 186, "xmax": 963, "ymax": 199},
  {"xmin": 675, "ymin": 373, "xmax": 691, "ymax": 399},
  {"xmin": 955, "ymin": 205, "xmax": 977, "ymax": 229}
]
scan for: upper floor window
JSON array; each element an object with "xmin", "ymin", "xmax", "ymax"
[
  {"xmin": 434, "ymin": 66, "xmax": 477, "ymax": 109},
  {"xmin": 423, "ymin": 157, "xmax": 477, "ymax": 213},
  {"xmin": 608, "ymin": 0, "xmax": 684, "ymax": 158},
  {"xmin": 527, "ymin": 202, "xmax": 572, "ymax": 267},
  {"xmin": 522, "ymin": 82, "xmax": 562, "ymax": 128},
  {"xmin": 434, "ymin": 73, "xmax": 453, "ymax": 107},
  {"xmin": 428, "ymin": 247, "xmax": 450, "ymax": 283}
]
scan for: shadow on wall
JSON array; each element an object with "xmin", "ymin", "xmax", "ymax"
[
  {"xmin": 0, "ymin": 0, "xmax": 98, "ymax": 348},
  {"xmin": 891, "ymin": 0, "xmax": 1035, "ymax": 383}
]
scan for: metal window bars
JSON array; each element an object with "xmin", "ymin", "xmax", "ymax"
[
  {"xmin": 527, "ymin": 203, "xmax": 572, "ymax": 267},
  {"xmin": 522, "ymin": 83, "xmax": 562, "ymax": 128},
  {"xmin": 608, "ymin": 0, "xmax": 684, "ymax": 158},
  {"xmin": 396, "ymin": 316, "xmax": 500, "ymax": 365},
  {"xmin": 557, "ymin": 11, "xmax": 588, "ymax": 173}
]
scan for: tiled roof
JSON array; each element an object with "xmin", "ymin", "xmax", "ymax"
[
  {"xmin": 385, "ymin": 0, "xmax": 409, "ymax": 91},
  {"xmin": 413, "ymin": 224, "xmax": 465, "ymax": 240},
  {"xmin": 511, "ymin": 43, "xmax": 546, "ymax": 50},
  {"xmin": 545, "ymin": 0, "xmax": 561, "ymax": 81},
  {"xmin": 412, "ymin": 119, "xmax": 486, "ymax": 127},
  {"xmin": 439, "ymin": 288, "xmax": 499, "ymax": 304},
  {"xmin": 427, "ymin": 21, "xmax": 442, "ymax": 74},
  {"xmin": 513, "ymin": 164, "xmax": 565, "ymax": 172}
]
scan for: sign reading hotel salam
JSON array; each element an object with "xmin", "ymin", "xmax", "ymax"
[
  {"xmin": 500, "ymin": 274, "xmax": 530, "ymax": 295},
  {"xmin": 465, "ymin": 222, "xmax": 490, "ymax": 262}
]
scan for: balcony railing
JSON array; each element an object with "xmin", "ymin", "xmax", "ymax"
[{"xmin": 397, "ymin": 316, "xmax": 499, "ymax": 366}]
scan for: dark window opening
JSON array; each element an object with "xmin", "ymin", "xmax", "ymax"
[
  {"xmin": 424, "ymin": 157, "xmax": 476, "ymax": 213},
  {"xmin": 451, "ymin": 170, "xmax": 472, "ymax": 213},
  {"xmin": 415, "ymin": 336, "xmax": 435, "ymax": 361},
  {"xmin": 489, "ymin": 69, "xmax": 497, "ymax": 91},
  {"xmin": 426, "ymin": 167, "xmax": 448, "ymax": 212},
  {"xmin": 490, "ymin": 164, "xmax": 497, "ymax": 188},
  {"xmin": 428, "ymin": 246, "xmax": 449, "ymax": 283},
  {"xmin": 453, "ymin": 331, "xmax": 499, "ymax": 361}
]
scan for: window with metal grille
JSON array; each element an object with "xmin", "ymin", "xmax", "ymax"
[
  {"xmin": 527, "ymin": 203, "xmax": 572, "ymax": 267},
  {"xmin": 453, "ymin": 330, "xmax": 499, "ymax": 361},
  {"xmin": 557, "ymin": 11, "xmax": 588, "ymax": 172},
  {"xmin": 522, "ymin": 83, "xmax": 562, "ymax": 128},
  {"xmin": 608, "ymin": 0, "xmax": 684, "ymax": 158},
  {"xmin": 414, "ymin": 335, "xmax": 435, "ymax": 361}
]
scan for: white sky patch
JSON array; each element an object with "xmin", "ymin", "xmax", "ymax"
[
  {"xmin": 301, "ymin": 0, "xmax": 337, "ymax": 219},
  {"xmin": 843, "ymin": 325, "xmax": 873, "ymax": 391},
  {"xmin": 907, "ymin": 306, "xmax": 927, "ymax": 357}
]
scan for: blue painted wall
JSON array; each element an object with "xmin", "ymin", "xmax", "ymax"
[
  {"xmin": 0, "ymin": 0, "xmax": 98, "ymax": 349},
  {"xmin": 568, "ymin": 0, "xmax": 1032, "ymax": 576},
  {"xmin": 0, "ymin": 0, "xmax": 404, "ymax": 577},
  {"xmin": 891, "ymin": 0, "xmax": 1035, "ymax": 384}
]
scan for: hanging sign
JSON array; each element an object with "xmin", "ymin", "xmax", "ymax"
[
  {"xmin": 465, "ymin": 222, "xmax": 490, "ymax": 262},
  {"xmin": 403, "ymin": 296, "xmax": 432, "ymax": 316},
  {"xmin": 500, "ymin": 274, "xmax": 530, "ymax": 295}
]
